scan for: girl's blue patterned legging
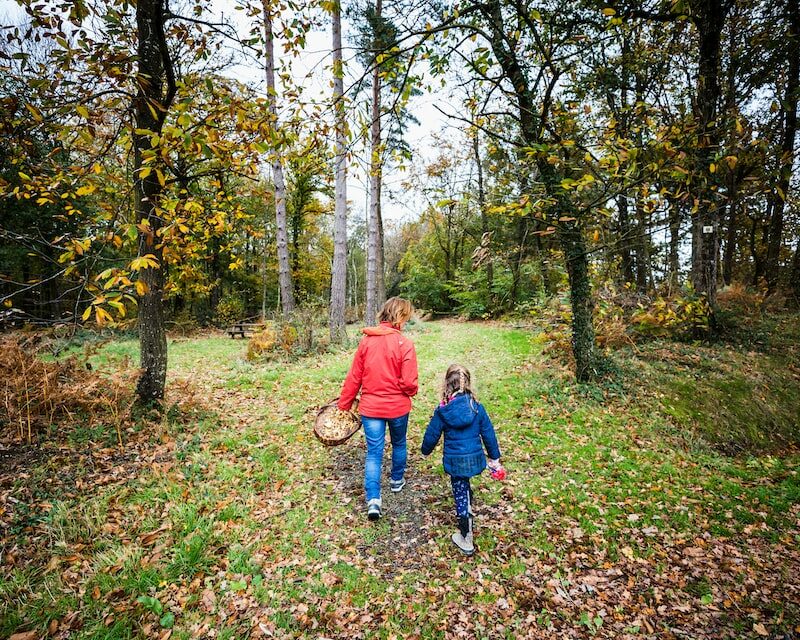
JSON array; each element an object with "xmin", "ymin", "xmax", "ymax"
[{"xmin": 450, "ymin": 476, "xmax": 471, "ymax": 517}]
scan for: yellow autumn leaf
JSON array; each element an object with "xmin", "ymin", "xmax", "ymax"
[
  {"xmin": 108, "ymin": 300, "xmax": 126, "ymax": 317},
  {"xmin": 95, "ymin": 306, "xmax": 112, "ymax": 325},
  {"xmin": 25, "ymin": 103, "xmax": 44, "ymax": 122},
  {"xmin": 76, "ymin": 104, "xmax": 89, "ymax": 118},
  {"xmin": 130, "ymin": 255, "xmax": 159, "ymax": 271}
]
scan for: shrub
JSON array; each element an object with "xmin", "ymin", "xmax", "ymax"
[
  {"xmin": 278, "ymin": 323, "xmax": 298, "ymax": 353},
  {"xmin": 631, "ymin": 293, "xmax": 710, "ymax": 339},
  {"xmin": 246, "ymin": 327, "xmax": 277, "ymax": 362},
  {"xmin": 399, "ymin": 264, "xmax": 450, "ymax": 312},
  {"xmin": 717, "ymin": 283, "xmax": 765, "ymax": 315},
  {"xmin": 0, "ymin": 335, "xmax": 136, "ymax": 445}
]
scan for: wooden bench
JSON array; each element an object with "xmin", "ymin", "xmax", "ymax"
[{"xmin": 226, "ymin": 321, "xmax": 266, "ymax": 339}]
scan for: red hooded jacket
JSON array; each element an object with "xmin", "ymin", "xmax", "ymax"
[{"xmin": 337, "ymin": 322, "xmax": 419, "ymax": 418}]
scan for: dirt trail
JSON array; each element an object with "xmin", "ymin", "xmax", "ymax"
[{"xmin": 328, "ymin": 437, "xmax": 456, "ymax": 570}]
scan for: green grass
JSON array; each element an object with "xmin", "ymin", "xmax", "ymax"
[
  {"xmin": 630, "ymin": 338, "xmax": 800, "ymax": 454},
  {"xmin": 3, "ymin": 320, "xmax": 799, "ymax": 638}
]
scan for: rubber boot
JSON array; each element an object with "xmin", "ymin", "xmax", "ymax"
[{"xmin": 451, "ymin": 515, "xmax": 475, "ymax": 555}]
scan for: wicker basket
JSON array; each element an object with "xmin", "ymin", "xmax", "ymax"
[{"xmin": 313, "ymin": 398, "xmax": 360, "ymax": 446}]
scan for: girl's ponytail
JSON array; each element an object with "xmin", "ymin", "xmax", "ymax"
[{"xmin": 441, "ymin": 364, "xmax": 476, "ymax": 405}]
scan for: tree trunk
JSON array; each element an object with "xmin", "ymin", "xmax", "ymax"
[
  {"xmin": 535, "ymin": 234, "xmax": 552, "ymax": 295},
  {"xmin": 635, "ymin": 192, "xmax": 651, "ymax": 292},
  {"xmin": 329, "ymin": 0, "xmax": 348, "ymax": 343},
  {"xmin": 617, "ymin": 195, "xmax": 635, "ymax": 285},
  {"xmin": 562, "ymin": 222, "xmax": 597, "ymax": 381},
  {"xmin": 365, "ymin": 0, "xmax": 383, "ymax": 325},
  {"xmin": 473, "ymin": 131, "xmax": 493, "ymax": 296},
  {"xmin": 690, "ymin": 0, "xmax": 727, "ymax": 314},
  {"xmin": 510, "ymin": 215, "xmax": 528, "ymax": 304},
  {"xmin": 263, "ymin": 0, "xmax": 295, "ymax": 318},
  {"xmin": 377, "ymin": 191, "xmax": 385, "ymax": 307},
  {"xmin": 668, "ymin": 198, "xmax": 681, "ymax": 293},
  {"xmin": 134, "ymin": 0, "xmax": 175, "ymax": 404},
  {"xmin": 748, "ymin": 210, "xmax": 765, "ymax": 286},
  {"xmin": 766, "ymin": 0, "xmax": 800, "ymax": 293},
  {"xmin": 791, "ymin": 239, "xmax": 800, "ymax": 304},
  {"xmin": 722, "ymin": 174, "xmax": 738, "ymax": 286}
]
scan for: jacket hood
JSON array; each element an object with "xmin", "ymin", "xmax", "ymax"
[
  {"xmin": 363, "ymin": 322, "xmax": 400, "ymax": 336},
  {"xmin": 438, "ymin": 394, "xmax": 477, "ymax": 429}
]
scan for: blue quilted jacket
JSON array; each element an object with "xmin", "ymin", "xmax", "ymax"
[{"xmin": 421, "ymin": 394, "xmax": 501, "ymax": 478}]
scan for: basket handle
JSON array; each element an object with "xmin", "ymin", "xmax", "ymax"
[{"xmin": 317, "ymin": 396, "xmax": 359, "ymax": 417}]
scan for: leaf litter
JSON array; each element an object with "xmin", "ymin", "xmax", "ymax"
[{"xmin": 1, "ymin": 321, "xmax": 799, "ymax": 639}]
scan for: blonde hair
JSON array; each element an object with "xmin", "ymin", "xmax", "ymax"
[
  {"xmin": 441, "ymin": 363, "xmax": 476, "ymax": 404},
  {"xmin": 377, "ymin": 297, "xmax": 414, "ymax": 328}
]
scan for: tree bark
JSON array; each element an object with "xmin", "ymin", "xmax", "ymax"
[
  {"xmin": 635, "ymin": 192, "xmax": 651, "ymax": 292},
  {"xmin": 562, "ymin": 222, "xmax": 597, "ymax": 380},
  {"xmin": 766, "ymin": 0, "xmax": 800, "ymax": 293},
  {"xmin": 617, "ymin": 195, "xmax": 635, "ymax": 285},
  {"xmin": 133, "ymin": 0, "xmax": 176, "ymax": 404},
  {"xmin": 668, "ymin": 198, "xmax": 682, "ymax": 293},
  {"xmin": 721, "ymin": 173, "xmax": 738, "ymax": 286},
  {"xmin": 377, "ymin": 191, "xmax": 385, "ymax": 306},
  {"xmin": 791, "ymin": 239, "xmax": 800, "ymax": 304},
  {"xmin": 473, "ymin": 130, "xmax": 494, "ymax": 296},
  {"xmin": 690, "ymin": 0, "xmax": 727, "ymax": 314},
  {"xmin": 329, "ymin": 0, "xmax": 348, "ymax": 343},
  {"xmin": 263, "ymin": 0, "xmax": 295, "ymax": 318},
  {"xmin": 748, "ymin": 209, "xmax": 766, "ymax": 286},
  {"xmin": 365, "ymin": 0, "xmax": 383, "ymax": 325}
]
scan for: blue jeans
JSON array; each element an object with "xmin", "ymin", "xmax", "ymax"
[{"xmin": 361, "ymin": 413, "xmax": 409, "ymax": 501}]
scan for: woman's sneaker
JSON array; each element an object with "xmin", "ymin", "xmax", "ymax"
[
  {"xmin": 367, "ymin": 498, "xmax": 382, "ymax": 521},
  {"xmin": 390, "ymin": 477, "xmax": 406, "ymax": 493}
]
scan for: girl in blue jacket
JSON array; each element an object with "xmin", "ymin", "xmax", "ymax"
[{"xmin": 421, "ymin": 364, "xmax": 504, "ymax": 555}]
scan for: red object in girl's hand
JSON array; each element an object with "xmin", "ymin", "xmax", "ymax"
[{"xmin": 491, "ymin": 467, "xmax": 506, "ymax": 481}]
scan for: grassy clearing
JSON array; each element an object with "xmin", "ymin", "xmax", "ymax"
[{"xmin": 2, "ymin": 319, "xmax": 799, "ymax": 639}]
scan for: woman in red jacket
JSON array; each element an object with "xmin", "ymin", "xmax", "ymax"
[{"xmin": 338, "ymin": 297, "xmax": 419, "ymax": 520}]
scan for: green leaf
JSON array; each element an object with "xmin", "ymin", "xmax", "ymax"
[
  {"xmin": 137, "ymin": 595, "xmax": 163, "ymax": 615},
  {"xmin": 160, "ymin": 612, "xmax": 175, "ymax": 628},
  {"xmin": 229, "ymin": 580, "xmax": 247, "ymax": 592}
]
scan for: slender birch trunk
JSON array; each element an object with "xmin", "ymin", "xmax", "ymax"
[
  {"xmin": 329, "ymin": 0, "xmax": 348, "ymax": 342},
  {"xmin": 263, "ymin": 0, "xmax": 294, "ymax": 318},
  {"xmin": 473, "ymin": 130, "xmax": 493, "ymax": 295},
  {"xmin": 365, "ymin": 0, "xmax": 383, "ymax": 325}
]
